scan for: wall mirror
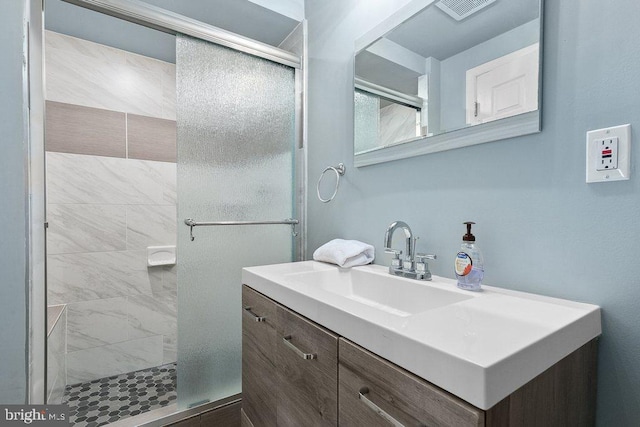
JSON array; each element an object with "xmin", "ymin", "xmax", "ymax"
[{"xmin": 354, "ymin": 0, "xmax": 543, "ymax": 166}]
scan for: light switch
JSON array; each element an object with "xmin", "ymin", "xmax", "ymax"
[{"xmin": 586, "ymin": 124, "xmax": 631, "ymax": 183}]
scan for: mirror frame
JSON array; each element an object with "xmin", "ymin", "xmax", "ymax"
[{"xmin": 353, "ymin": 0, "xmax": 544, "ymax": 167}]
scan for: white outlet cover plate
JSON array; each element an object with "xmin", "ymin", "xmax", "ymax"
[{"xmin": 586, "ymin": 124, "xmax": 631, "ymax": 183}]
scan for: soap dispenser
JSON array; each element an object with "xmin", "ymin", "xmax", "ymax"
[{"xmin": 455, "ymin": 222, "xmax": 484, "ymax": 291}]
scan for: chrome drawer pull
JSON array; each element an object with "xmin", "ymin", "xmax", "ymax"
[
  {"xmin": 243, "ymin": 306, "xmax": 265, "ymax": 322},
  {"xmin": 359, "ymin": 387, "xmax": 406, "ymax": 427},
  {"xmin": 282, "ymin": 335, "xmax": 317, "ymax": 360}
]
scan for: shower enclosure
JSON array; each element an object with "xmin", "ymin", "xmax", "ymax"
[{"xmin": 37, "ymin": 0, "xmax": 304, "ymax": 425}]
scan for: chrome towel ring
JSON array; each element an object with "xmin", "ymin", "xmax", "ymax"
[{"xmin": 317, "ymin": 163, "xmax": 346, "ymax": 203}]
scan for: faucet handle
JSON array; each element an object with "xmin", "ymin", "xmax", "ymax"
[
  {"xmin": 414, "ymin": 253, "xmax": 436, "ymax": 281},
  {"xmin": 386, "ymin": 249, "xmax": 402, "ymax": 261},
  {"xmin": 385, "ymin": 249, "xmax": 403, "ymax": 272},
  {"xmin": 415, "ymin": 253, "xmax": 437, "ymax": 261}
]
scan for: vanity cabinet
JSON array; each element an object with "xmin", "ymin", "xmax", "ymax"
[
  {"xmin": 241, "ymin": 286, "xmax": 338, "ymax": 426},
  {"xmin": 339, "ymin": 338, "xmax": 483, "ymax": 426},
  {"xmin": 242, "ymin": 285, "xmax": 597, "ymax": 427},
  {"xmin": 276, "ymin": 302, "xmax": 338, "ymax": 425},
  {"xmin": 242, "ymin": 286, "xmax": 279, "ymax": 426}
]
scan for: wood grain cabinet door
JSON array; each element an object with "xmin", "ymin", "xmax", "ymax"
[
  {"xmin": 338, "ymin": 338, "xmax": 484, "ymax": 427},
  {"xmin": 242, "ymin": 286, "xmax": 279, "ymax": 427},
  {"xmin": 276, "ymin": 306, "xmax": 339, "ymax": 426}
]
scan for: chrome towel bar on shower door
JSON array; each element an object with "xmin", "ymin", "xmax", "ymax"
[{"xmin": 184, "ymin": 218, "xmax": 299, "ymax": 241}]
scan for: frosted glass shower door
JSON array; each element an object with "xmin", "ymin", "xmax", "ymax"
[{"xmin": 176, "ymin": 35, "xmax": 296, "ymax": 408}]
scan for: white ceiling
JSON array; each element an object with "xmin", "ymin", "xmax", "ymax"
[
  {"xmin": 386, "ymin": 0, "xmax": 540, "ymax": 61},
  {"xmin": 248, "ymin": 0, "xmax": 304, "ymax": 21}
]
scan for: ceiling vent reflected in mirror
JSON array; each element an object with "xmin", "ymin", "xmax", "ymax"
[{"xmin": 436, "ymin": 0, "xmax": 497, "ymax": 21}]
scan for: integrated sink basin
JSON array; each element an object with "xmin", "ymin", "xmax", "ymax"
[
  {"xmin": 284, "ymin": 268, "xmax": 473, "ymax": 316},
  {"xmin": 242, "ymin": 261, "xmax": 601, "ymax": 410}
]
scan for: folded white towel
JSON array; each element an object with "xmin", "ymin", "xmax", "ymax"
[{"xmin": 313, "ymin": 239, "xmax": 375, "ymax": 268}]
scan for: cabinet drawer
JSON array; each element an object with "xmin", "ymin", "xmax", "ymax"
[
  {"xmin": 339, "ymin": 338, "xmax": 484, "ymax": 427},
  {"xmin": 242, "ymin": 286, "xmax": 278, "ymax": 427},
  {"xmin": 276, "ymin": 306, "xmax": 339, "ymax": 426}
]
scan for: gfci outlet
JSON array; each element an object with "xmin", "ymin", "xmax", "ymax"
[
  {"xmin": 586, "ymin": 124, "xmax": 631, "ymax": 183},
  {"xmin": 596, "ymin": 137, "xmax": 619, "ymax": 171}
]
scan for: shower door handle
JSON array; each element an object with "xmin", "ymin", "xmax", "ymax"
[{"xmin": 184, "ymin": 218, "xmax": 299, "ymax": 241}]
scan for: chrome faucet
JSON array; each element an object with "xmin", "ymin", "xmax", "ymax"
[
  {"xmin": 384, "ymin": 221, "xmax": 413, "ymax": 262},
  {"xmin": 384, "ymin": 221, "xmax": 436, "ymax": 281}
]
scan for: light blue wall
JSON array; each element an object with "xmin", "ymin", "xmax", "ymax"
[
  {"xmin": 0, "ymin": 1, "xmax": 28, "ymax": 404},
  {"xmin": 305, "ymin": 0, "xmax": 640, "ymax": 424}
]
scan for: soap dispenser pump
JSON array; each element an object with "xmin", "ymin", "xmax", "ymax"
[{"xmin": 455, "ymin": 221, "xmax": 484, "ymax": 291}]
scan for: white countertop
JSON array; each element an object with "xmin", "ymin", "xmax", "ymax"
[{"xmin": 242, "ymin": 261, "xmax": 601, "ymax": 410}]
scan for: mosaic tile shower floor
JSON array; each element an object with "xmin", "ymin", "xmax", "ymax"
[{"xmin": 62, "ymin": 363, "xmax": 177, "ymax": 427}]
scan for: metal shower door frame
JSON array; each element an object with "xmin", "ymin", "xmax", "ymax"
[
  {"xmin": 61, "ymin": 0, "xmax": 301, "ymax": 68},
  {"xmin": 26, "ymin": 0, "xmax": 307, "ymax": 407}
]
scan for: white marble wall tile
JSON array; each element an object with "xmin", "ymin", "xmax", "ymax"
[
  {"xmin": 66, "ymin": 336, "xmax": 163, "ymax": 385},
  {"xmin": 47, "ymin": 371, "xmax": 66, "ymax": 405},
  {"xmin": 66, "ymin": 298, "xmax": 129, "ymax": 352},
  {"xmin": 45, "ymin": 31, "xmax": 175, "ymax": 120},
  {"xmin": 45, "ymin": 32, "xmax": 176, "ymax": 120},
  {"xmin": 125, "ymin": 50, "xmax": 171, "ymax": 74},
  {"xmin": 47, "ymin": 304, "xmax": 66, "ymax": 336},
  {"xmin": 157, "ymin": 161, "xmax": 177, "ymax": 205},
  {"xmin": 162, "ymin": 265, "xmax": 177, "ymax": 294},
  {"xmin": 127, "ymin": 291, "xmax": 177, "ymax": 340},
  {"xmin": 144, "ymin": 264, "xmax": 177, "ymax": 295},
  {"xmin": 161, "ymin": 64, "xmax": 177, "ymax": 121},
  {"xmin": 163, "ymin": 335, "xmax": 177, "ymax": 365},
  {"xmin": 126, "ymin": 205, "xmax": 177, "ymax": 250},
  {"xmin": 126, "ymin": 53, "xmax": 176, "ymax": 122},
  {"xmin": 47, "ymin": 308, "xmax": 66, "ymax": 404},
  {"xmin": 46, "ymin": 153, "xmax": 169, "ymax": 206},
  {"xmin": 46, "ymin": 354, "xmax": 57, "ymax": 402},
  {"xmin": 46, "ymin": 45, "xmax": 164, "ymax": 118},
  {"xmin": 126, "ymin": 158, "xmax": 177, "ymax": 206},
  {"xmin": 45, "ymin": 30, "xmax": 126, "ymax": 64},
  {"xmin": 47, "ymin": 251, "xmax": 162, "ymax": 305},
  {"xmin": 379, "ymin": 103, "xmax": 419, "ymax": 147},
  {"xmin": 47, "ymin": 204, "xmax": 127, "ymax": 254}
]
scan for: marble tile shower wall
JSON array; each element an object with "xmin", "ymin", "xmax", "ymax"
[
  {"xmin": 44, "ymin": 31, "xmax": 178, "ymax": 385},
  {"xmin": 45, "ymin": 30, "xmax": 176, "ymax": 120},
  {"xmin": 46, "ymin": 152, "xmax": 177, "ymax": 385},
  {"xmin": 379, "ymin": 103, "xmax": 419, "ymax": 147},
  {"xmin": 47, "ymin": 305, "xmax": 66, "ymax": 404}
]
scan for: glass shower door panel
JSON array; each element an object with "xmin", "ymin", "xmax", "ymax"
[
  {"xmin": 354, "ymin": 89, "xmax": 381, "ymax": 154},
  {"xmin": 176, "ymin": 35, "xmax": 295, "ymax": 408}
]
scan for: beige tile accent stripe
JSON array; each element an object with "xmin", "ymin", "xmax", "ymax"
[
  {"xmin": 127, "ymin": 114, "xmax": 177, "ymax": 163},
  {"xmin": 45, "ymin": 101, "xmax": 177, "ymax": 163},
  {"xmin": 45, "ymin": 100, "xmax": 126, "ymax": 158}
]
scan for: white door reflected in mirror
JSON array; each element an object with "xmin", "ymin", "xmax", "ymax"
[
  {"xmin": 466, "ymin": 43, "xmax": 539, "ymax": 125},
  {"xmin": 354, "ymin": 0, "xmax": 544, "ymax": 166}
]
